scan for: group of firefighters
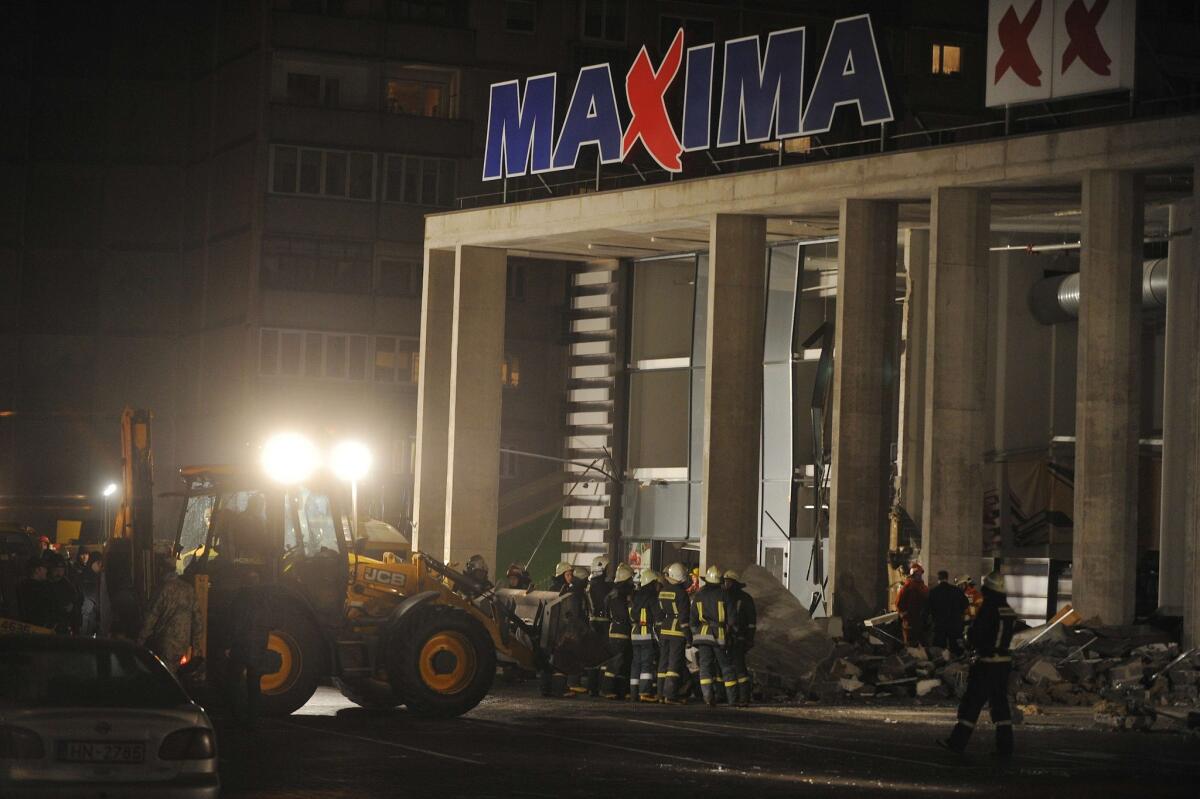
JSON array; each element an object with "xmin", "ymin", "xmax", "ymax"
[{"xmin": 525, "ymin": 556, "xmax": 758, "ymax": 707}]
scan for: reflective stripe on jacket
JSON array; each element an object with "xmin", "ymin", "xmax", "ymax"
[{"xmin": 690, "ymin": 583, "xmax": 729, "ymax": 645}]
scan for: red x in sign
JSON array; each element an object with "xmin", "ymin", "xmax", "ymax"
[
  {"xmin": 1061, "ymin": 0, "xmax": 1111, "ymax": 76},
  {"xmin": 622, "ymin": 28, "xmax": 685, "ymax": 172},
  {"xmin": 994, "ymin": 0, "xmax": 1044, "ymax": 87}
]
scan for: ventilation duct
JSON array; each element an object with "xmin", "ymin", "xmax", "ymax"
[{"xmin": 1029, "ymin": 259, "xmax": 1168, "ymax": 325}]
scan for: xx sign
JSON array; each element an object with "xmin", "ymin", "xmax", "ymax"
[{"xmin": 986, "ymin": 0, "xmax": 1136, "ymax": 107}]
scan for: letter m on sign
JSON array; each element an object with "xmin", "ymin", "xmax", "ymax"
[
  {"xmin": 483, "ymin": 74, "xmax": 556, "ymax": 181},
  {"xmin": 717, "ymin": 28, "xmax": 806, "ymax": 147}
]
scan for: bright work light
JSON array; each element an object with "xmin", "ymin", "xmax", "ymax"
[
  {"xmin": 102, "ymin": 483, "xmax": 118, "ymax": 497},
  {"xmin": 331, "ymin": 440, "xmax": 372, "ymax": 483},
  {"xmin": 262, "ymin": 433, "xmax": 319, "ymax": 484}
]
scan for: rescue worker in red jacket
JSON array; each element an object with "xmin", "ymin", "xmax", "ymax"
[
  {"xmin": 656, "ymin": 562, "xmax": 691, "ymax": 703},
  {"xmin": 896, "ymin": 563, "xmax": 929, "ymax": 645},
  {"xmin": 691, "ymin": 565, "xmax": 735, "ymax": 706},
  {"xmin": 939, "ymin": 571, "xmax": 1018, "ymax": 758},
  {"xmin": 601, "ymin": 563, "xmax": 635, "ymax": 699},
  {"xmin": 630, "ymin": 568, "xmax": 661, "ymax": 701}
]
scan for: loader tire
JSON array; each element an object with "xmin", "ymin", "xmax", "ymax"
[
  {"xmin": 332, "ymin": 676, "xmax": 400, "ymax": 711},
  {"xmin": 386, "ymin": 604, "xmax": 495, "ymax": 718},
  {"xmin": 257, "ymin": 606, "xmax": 326, "ymax": 717}
]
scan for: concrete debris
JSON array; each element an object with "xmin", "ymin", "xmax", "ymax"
[{"xmin": 798, "ymin": 609, "xmax": 1199, "ymax": 735}]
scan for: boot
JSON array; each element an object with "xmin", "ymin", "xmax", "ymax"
[
  {"xmin": 735, "ymin": 681, "xmax": 751, "ymax": 707},
  {"xmin": 701, "ymin": 684, "xmax": 716, "ymax": 707}
]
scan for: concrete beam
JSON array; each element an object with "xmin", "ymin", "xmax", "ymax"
[
  {"xmin": 829, "ymin": 199, "xmax": 898, "ymax": 616},
  {"xmin": 1159, "ymin": 199, "xmax": 1193, "ymax": 617},
  {"xmin": 898, "ymin": 228, "xmax": 930, "ymax": 528},
  {"xmin": 699, "ymin": 214, "xmax": 766, "ymax": 573},
  {"xmin": 923, "ymin": 188, "xmax": 991, "ymax": 585},
  {"xmin": 412, "ymin": 248, "xmax": 455, "ymax": 557},
  {"xmin": 1073, "ymin": 170, "xmax": 1143, "ymax": 625},
  {"xmin": 444, "ymin": 245, "xmax": 508, "ymax": 572}
]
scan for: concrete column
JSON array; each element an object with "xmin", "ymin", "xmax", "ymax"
[
  {"xmin": 1073, "ymin": 170, "xmax": 1143, "ymax": 625},
  {"xmin": 1159, "ymin": 200, "xmax": 1193, "ymax": 616},
  {"xmin": 898, "ymin": 228, "xmax": 929, "ymax": 528},
  {"xmin": 443, "ymin": 245, "xmax": 508, "ymax": 572},
  {"xmin": 829, "ymin": 200, "xmax": 898, "ymax": 616},
  {"xmin": 1181, "ymin": 164, "xmax": 1200, "ymax": 648},
  {"xmin": 412, "ymin": 248, "xmax": 455, "ymax": 557},
  {"xmin": 699, "ymin": 214, "xmax": 766, "ymax": 573},
  {"xmin": 922, "ymin": 188, "xmax": 990, "ymax": 584}
]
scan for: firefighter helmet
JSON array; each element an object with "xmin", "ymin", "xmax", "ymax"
[
  {"xmin": 983, "ymin": 571, "xmax": 1006, "ymax": 593},
  {"xmin": 572, "ymin": 565, "xmax": 589, "ymax": 581},
  {"xmin": 723, "ymin": 569, "xmax": 741, "ymax": 584},
  {"xmin": 614, "ymin": 563, "xmax": 634, "ymax": 583},
  {"xmin": 704, "ymin": 565, "xmax": 723, "ymax": 584},
  {"xmin": 591, "ymin": 554, "xmax": 610, "ymax": 576},
  {"xmin": 664, "ymin": 562, "xmax": 687, "ymax": 584},
  {"xmin": 554, "ymin": 561, "xmax": 573, "ymax": 577}
]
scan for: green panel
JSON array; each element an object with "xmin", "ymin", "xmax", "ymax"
[{"xmin": 496, "ymin": 509, "xmax": 565, "ymax": 590}]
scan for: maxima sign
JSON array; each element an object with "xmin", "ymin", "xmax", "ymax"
[
  {"xmin": 986, "ymin": 0, "xmax": 1136, "ymax": 107},
  {"xmin": 482, "ymin": 14, "xmax": 894, "ymax": 181}
]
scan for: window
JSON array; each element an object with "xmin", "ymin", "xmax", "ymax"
[
  {"xmin": 582, "ymin": 0, "xmax": 625, "ymax": 43},
  {"xmin": 286, "ymin": 73, "xmax": 322, "ymax": 104},
  {"xmin": 383, "ymin": 67, "xmax": 457, "ymax": 117},
  {"xmin": 383, "ymin": 154, "xmax": 456, "ymax": 207},
  {"xmin": 506, "ymin": 264, "xmax": 525, "ymax": 301},
  {"xmin": 388, "ymin": 0, "xmax": 468, "ymax": 26},
  {"xmin": 377, "ymin": 259, "xmax": 422, "ymax": 297},
  {"xmin": 270, "ymin": 145, "xmax": 375, "ymax": 200},
  {"xmin": 931, "ymin": 43, "xmax": 962, "ymax": 76},
  {"xmin": 505, "ymin": 0, "xmax": 536, "ymax": 32},
  {"xmin": 374, "ymin": 336, "xmax": 420, "ymax": 384},
  {"xmin": 260, "ymin": 328, "xmax": 370, "ymax": 381},
  {"xmin": 501, "ymin": 353, "xmax": 520, "ymax": 389},
  {"xmin": 500, "ymin": 449, "xmax": 519, "ymax": 479},
  {"xmin": 659, "ymin": 15, "xmax": 713, "ymax": 52},
  {"xmin": 261, "ymin": 236, "xmax": 373, "ymax": 293}
]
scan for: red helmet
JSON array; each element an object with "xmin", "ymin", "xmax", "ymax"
[
  {"xmin": 909, "ymin": 563, "xmax": 924, "ymax": 576},
  {"xmin": 38, "ymin": 536, "xmax": 50, "ymax": 545}
]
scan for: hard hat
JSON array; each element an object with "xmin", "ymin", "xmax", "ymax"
[
  {"xmin": 704, "ymin": 565, "xmax": 723, "ymax": 584},
  {"xmin": 506, "ymin": 563, "xmax": 525, "ymax": 577},
  {"xmin": 466, "ymin": 554, "xmax": 488, "ymax": 574},
  {"xmin": 664, "ymin": 562, "xmax": 687, "ymax": 584},
  {"xmin": 954, "ymin": 574, "xmax": 971, "ymax": 586},
  {"xmin": 572, "ymin": 565, "xmax": 589, "ymax": 580},
  {"xmin": 982, "ymin": 571, "xmax": 1006, "ymax": 593},
  {"xmin": 909, "ymin": 562, "xmax": 924, "ymax": 575},
  {"xmin": 554, "ymin": 561, "xmax": 573, "ymax": 577},
  {"xmin": 591, "ymin": 554, "xmax": 610, "ymax": 575},
  {"xmin": 614, "ymin": 563, "xmax": 634, "ymax": 583},
  {"xmin": 639, "ymin": 568, "xmax": 660, "ymax": 586},
  {"xmin": 723, "ymin": 569, "xmax": 741, "ymax": 583}
]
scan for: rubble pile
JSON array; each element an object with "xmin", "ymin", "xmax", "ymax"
[{"xmin": 796, "ymin": 610, "xmax": 1200, "ymax": 734}]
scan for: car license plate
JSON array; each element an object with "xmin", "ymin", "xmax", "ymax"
[{"xmin": 58, "ymin": 741, "xmax": 145, "ymax": 764}]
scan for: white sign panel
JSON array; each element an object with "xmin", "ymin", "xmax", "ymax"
[
  {"xmin": 986, "ymin": 0, "xmax": 1136, "ymax": 108},
  {"xmin": 987, "ymin": 0, "xmax": 1054, "ymax": 107}
]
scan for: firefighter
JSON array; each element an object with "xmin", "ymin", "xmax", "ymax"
[
  {"xmin": 505, "ymin": 563, "xmax": 532, "ymax": 590},
  {"xmin": 630, "ymin": 568, "xmax": 661, "ymax": 701},
  {"xmin": 566, "ymin": 566, "xmax": 591, "ymax": 696},
  {"xmin": 723, "ymin": 569, "xmax": 756, "ymax": 707},
  {"xmin": 656, "ymin": 562, "xmax": 691, "ymax": 704},
  {"xmin": 957, "ymin": 575, "xmax": 983, "ymax": 621},
  {"xmin": 601, "ymin": 563, "xmax": 635, "ymax": 699},
  {"xmin": 927, "ymin": 570, "xmax": 968, "ymax": 655},
  {"xmin": 541, "ymin": 562, "xmax": 575, "ymax": 697},
  {"xmin": 896, "ymin": 563, "xmax": 929, "ymax": 645},
  {"xmin": 691, "ymin": 565, "xmax": 735, "ymax": 706},
  {"xmin": 939, "ymin": 571, "xmax": 1018, "ymax": 758},
  {"xmin": 584, "ymin": 554, "xmax": 612, "ymax": 696}
]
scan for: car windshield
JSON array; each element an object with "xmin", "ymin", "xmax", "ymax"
[{"xmin": 0, "ymin": 642, "xmax": 190, "ymax": 709}]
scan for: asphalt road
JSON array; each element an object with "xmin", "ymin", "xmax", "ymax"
[{"xmin": 215, "ymin": 685, "xmax": 1200, "ymax": 798}]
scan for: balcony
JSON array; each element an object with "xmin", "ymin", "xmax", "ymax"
[{"xmin": 269, "ymin": 103, "xmax": 473, "ymax": 155}]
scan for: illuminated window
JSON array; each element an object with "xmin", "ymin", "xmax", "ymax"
[
  {"xmin": 501, "ymin": 354, "xmax": 521, "ymax": 389},
  {"xmin": 373, "ymin": 337, "xmax": 420, "ymax": 384},
  {"xmin": 382, "ymin": 67, "xmax": 457, "ymax": 118},
  {"xmin": 259, "ymin": 328, "xmax": 368, "ymax": 381},
  {"xmin": 931, "ymin": 44, "xmax": 961, "ymax": 76}
]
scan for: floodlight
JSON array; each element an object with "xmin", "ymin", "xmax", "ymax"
[
  {"xmin": 102, "ymin": 483, "xmax": 118, "ymax": 497},
  {"xmin": 261, "ymin": 433, "xmax": 319, "ymax": 484},
  {"xmin": 331, "ymin": 440, "xmax": 372, "ymax": 483}
]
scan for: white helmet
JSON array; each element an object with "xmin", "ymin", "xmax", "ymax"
[
  {"xmin": 572, "ymin": 565, "xmax": 589, "ymax": 581},
  {"xmin": 665, "ymin": 562, "xmax": 687, "ymax": 584},
  {"xmin": 639, "ymin": 568, "xmax": 659, "ymax": 586},
  {"xmin": 983, "ymin": 571, "xmax": 1006, "ymax": 593},
  {"xmin": 704, "ymin": 565, "xmax": 723, "ymax": 585},
  {"xmin": 723, "ymin": 569, "xmax": 741, "ymax": 583},
  {"xmin": 614, "ymin": 563, "xmax": 634, "ymax": 583},
  {"xmin": 591, "ymin": 554, "xmax": 610, "ymax": 576},
  {"xmin": 554, "ymin": 561, "xmax": 573, "ymax": 577}
]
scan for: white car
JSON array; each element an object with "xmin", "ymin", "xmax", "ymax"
[{"xmin": 0, "ymin": 634, "xmax": 219, "ymax": 798}]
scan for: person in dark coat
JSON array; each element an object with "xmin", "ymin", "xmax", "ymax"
[
  {"xmin": 44, "ymin": 553, "xmax": 82, "ymax": 635},
  {"xmin": 17, "ymin": 558, "xmax": 56, "ymax": 629},
  {"xmin": 225, "ymin": 576, "xmax": 282, "ymax": 729},
  {"xmin": 927, "ymin": 570, "xmax": 969, "ymax": 655}
]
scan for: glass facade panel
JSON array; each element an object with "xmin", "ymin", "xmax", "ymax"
[{"xmin": 630, "ymin": 257, "xmax": 695, "ymax": 362}]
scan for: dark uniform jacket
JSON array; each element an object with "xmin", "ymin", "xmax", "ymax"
[
  {"xmin": 968, "ymin": 589, "xmax": 1018, "ymax": 662},
  {"xmin": 728, "ymin": 586, "xmax": 757, "ymax": 647},
  {"xmin": 229, "ymin": 586, "xmax": 284, "ymax": 671},
  {"xmin": 17, "ymin": 578, "xmax": 57, "ymax": 629},
  {"xmin": 656, "ymin": 582, "xmax": 691, "ymax": 641},
  {"xmin": 605, "ymin": 583, "xmax": 634, "ymax": 639},
  {"xmin": 690, "ymin": 583, "xmax": 731, "ymax": 646},
  {"xmin": 630, "ymin": 583, "xmax": 661, "ymax": 642},
  {"xmin": 927, "ymin": 581, "xmax": 969, "ymax": 631},
  {"xmin": 586, "ymin": 576, "xmax": 612, "ymax": 623}
]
